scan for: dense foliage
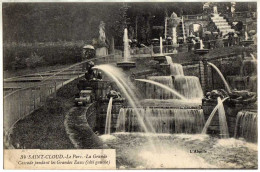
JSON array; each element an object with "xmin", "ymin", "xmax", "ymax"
[{"xmin": 3, "ymin": 2, "xmax": 255, "ymax": 44}]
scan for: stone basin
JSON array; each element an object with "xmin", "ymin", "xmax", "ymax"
[
  {"xmin": 241, "ymin": 40, "xmax": 254, "ymax": 47},
  {"xmin": 153, "ymin": 54, "xmax": 166, "ymax": 63},
  {"xmin": 194, "ymin": 49, "xmax": 209, "ymax": 56},
  {"xmin": 117, "ymin": 61, "xmax": 136, "ymax": 70}
]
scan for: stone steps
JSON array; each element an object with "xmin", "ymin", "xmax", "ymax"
[{"xmin": 211, "ymin": 14, "xmax": 235, "ymax": 34}]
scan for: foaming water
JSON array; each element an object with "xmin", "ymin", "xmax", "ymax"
[
  {"xmin": 202, "ymin": 97, "xmax": 229, "ymax": 138},
  {"xmin": 105, "ymin": 97, "xmax": 113, "ymax": 135},
  {"xmin": 135, "ymin": 78, "xmax": 186, "ymax": 100},
  {"xmin": 102, "ymin": 133, "xmax": 257, "ymax": 169},
  {"xmin": 208, "ymin": 62, "xmax": 231, "ymax": 93},
  {"xmin": 137, "ymin": 146, "xmax": 214, "ymax": 168},
  {"xmin": 116, "ymin": 107, "xmax": 205, "ymax": 134},
  {"xmin": 99, "ymin": 134, "xmax": 117, "ymax": 142},
  {"xmin": 234, "ymin": 111, "xmax": 257, "ymax": 142}
]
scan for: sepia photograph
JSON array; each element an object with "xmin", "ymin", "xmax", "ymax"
[{"xmin": 2, "ymin": 1, "xmax": 258, "ymax": 169}]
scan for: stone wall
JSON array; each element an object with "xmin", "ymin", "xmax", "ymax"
[
  {"xmin": 184, "ymin": 20, "xmax": 209, "ymax": 36},
  {"xmin": 96, "ymin": 99, "xmax": 125, "ymax": 134}
]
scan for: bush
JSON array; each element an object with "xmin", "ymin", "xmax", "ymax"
[
  {"xmin": 25, "ymin": 52, "xmax": 46, "ymax": 68},
  {"xmin": 3, "ymin": 41, "xmax": 85, "ymax": 70}
]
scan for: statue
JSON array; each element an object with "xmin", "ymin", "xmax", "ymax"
[
  {"xmin": 213, "ymin": 5, "xmax": 218, "ymax": 14},
  {"xmin": 99, "ymin": 21, "xmax": 106, "ymax": 43},
  {"xmin": 96, "ymin": 21, "xmax": 108, "ymax": 56},
  {"xmin": 169, "ymin": 12, "xmax": 181, "ymax": 45}
]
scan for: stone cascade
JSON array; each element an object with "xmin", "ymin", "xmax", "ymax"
[
  {"xmin": 116, "ymin": 107, "xmax": 205, "ymax": 134},
  {"xmin": 211, "ymin": 14, "xmax": 235, "ymax": 34}
]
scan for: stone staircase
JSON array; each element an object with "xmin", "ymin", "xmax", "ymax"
[{"xmin": 211, "ymin": 14, "xmax": 235, "ymax": 34}]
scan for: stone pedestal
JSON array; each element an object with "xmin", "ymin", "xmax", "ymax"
[{"xmin": 96, "ymin": 47, "xmax": 108, "ymax": 56}]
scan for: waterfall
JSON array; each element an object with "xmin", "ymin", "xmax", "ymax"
[
  {"xmin": 116, "ymin": 108, "xmax": 126, "ymax": 132},
  {"xmin": 208, "ymin": 62, "xmax": 231, "ymax": 93},
  {"xmin": 123, "ymin": 28, "xmax": 131, "ymax": 61},
  {"xmin": 138, "ymin": 76, "xmax": 203, "ymax": 100},
  {"xmin": 165, "ymin": 56, "xmax": 173, "ymax": 64},
  {"xmin": 137, "ymin": 77, "xmax": 186, "ymax": 100},
  {"xmin": 217, "ymin": 97, "xmax": 229, "ymax": 138},
  {"xmin": 202, "ymin": 97, "xmax": 229, "ymax": 138},
  {"xmin": 165, "ymin": 56, "xmax": 184, "ymax": 76},
  {"xmin": 116, "ymin": 107, "xmax": 205, "ymax": 134},
  {"xmin": 173, "ymin": 76, "xmax": 204, "ymax": 99},
  {"xmin": 234, "ymin": 111, "xmax": 257, "ymax": 142},
  {"xmin": 105, "ymin": 97, "xmax": 113, "ymax": 135}
]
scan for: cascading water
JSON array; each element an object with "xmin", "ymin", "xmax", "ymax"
[
  {"xmin": 173, "ymin": 76, "xmax": 204, "ymax": 99},
  {"xmin": 116, "ymin": 107, "xmax": 205, "ymax": 134},
  {"xmin": 208, "ymin": 62, "xmax": 231, "ymax": 93},
  {"xmin": 165, "ymin": 56, "xmax": 184, "ymax": 76},
  {"xmin": 105, "ymin": 97, "xmax": 113, "ymax": 135},
  {"xmin": 142, "ymin": 76, "xmax": 186, "ymax": 99},
  {"xmin": 217, "ymin": 97, "xmax": 229, "ymax": 138},
  {"xmin": 202, "ymin": 97, "xmax": 229, "ymax": 138},
  {"xmin": 93, "ymin": 64, "xmax": 155, "ymax": 134},
  {"xmin": 139, "ymin": 76, "xmax": 203, "ymax": 100},
  {"xmin": 234, "ymin": 111, "xmax": 257, "ymax": 142},
  {"xmin": 123, "ymin": 28, "xmax": 131, "ymax": 61}
]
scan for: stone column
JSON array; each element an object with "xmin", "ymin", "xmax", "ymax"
[{"xmin": 199, "ymin": 58, "xmax": 209, "ymax": 93}]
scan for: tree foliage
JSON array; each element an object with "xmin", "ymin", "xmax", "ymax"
[{"xmin": 3, "ymin": 2, "xmax": 256, "ymax": 45}]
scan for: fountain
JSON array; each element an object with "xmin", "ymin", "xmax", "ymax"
[
  {"xmin": 93, "ymin": 64, "xmax": 155, "ymax": 134},
  {"xmin": 208, "ymin": 62, "xmax": 232, "ymax": 93},
  {"xmin": 194, "ymin": 39, "xmax": 209, "ymax": 56},
  {"xmin": 241, "ymin": 31, "xmax": 254, "ymax": 46},
  {"xmin": 104, "ymin": 97, "xmax": 113, "ymax": 135},
  {"xmin": 202, "ymin": 97, "xmax": 229, "ymax": 138},
  {"xmin": 169, "ymin": 12, "xmax": 180, "ymax": 54},
  {"xmin": 117, "ymin": 28, "xmax": 136, "ymax": 70},
  {"xmin": 160, "ymin": 37, "xmax": 163, "ymax": 55}
]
